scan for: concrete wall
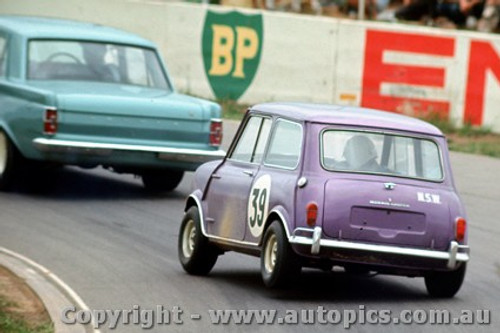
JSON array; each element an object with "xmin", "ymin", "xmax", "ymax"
[{"xmin": 2, "ymin": 0, "xmax": 500, "ymax": 132}]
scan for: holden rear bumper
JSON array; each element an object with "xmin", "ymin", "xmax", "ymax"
[
  {"xmin": 33, "ymin": 138, "xmax": 226, "ymax": 164},
  {"xmin": 290, "ymin": 227, "xmax": 470, "ymax": 269}
]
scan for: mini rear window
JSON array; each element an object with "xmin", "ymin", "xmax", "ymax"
[{"xmin": 321, "ymin": 130, "xmax": 443, "ymax": 181}]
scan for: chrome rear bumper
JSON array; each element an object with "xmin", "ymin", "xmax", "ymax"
[
  {"xmin": 290, "ymin": 227, "xmax": 470, "ymax": 269},
  {"xmin": 33, "ymin": 138, "xmax": 226, "ymax": 164}
]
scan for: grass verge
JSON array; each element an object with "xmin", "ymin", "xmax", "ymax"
[
  {"xmin": 423, "ymin": 114, "xmax": 500, "ymax": 158},
  {"xmin": 0, "ymin": 266, "xmax": 53, "ymax": 333},
  {"xmin": 446, "ymin": 135, "xmax": 500, "ymax": 158},
  {"xmin": 0, "ymin": 297, "xmax": 53, "ymax": 333},
  {"xmin": 218, "ymin": 98, "xmax": 249, "ymax": 120},
  {"xmin": 0, "ymin": 298, "xmax": 52, "ymax": 333}
]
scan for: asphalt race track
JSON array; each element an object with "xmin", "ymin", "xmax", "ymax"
[{"xmin": 0, "ymin": 121, "xmax": 498, "ymax": 332}]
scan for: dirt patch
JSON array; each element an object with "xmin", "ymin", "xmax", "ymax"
[
  {"xmin": 448, "ymin": 133, "xmax": 500, "ymax": 144},
  {"xmin": 0, "ymin": 265, "xmax": 53, "ymax": 331},
  {"xmin": 446, "ymin": 132, "xmax": 500, "ymax": 158}
]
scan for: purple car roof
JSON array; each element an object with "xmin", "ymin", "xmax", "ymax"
[{"xmin": 251, "ymin": 103, "xmax": 444, "ymax": 137}]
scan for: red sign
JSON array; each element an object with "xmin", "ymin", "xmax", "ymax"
[
  {"xmin": 362, "ymin": 29, "xmax": 500, "ymax": 126},
  {"xmin": 465, "ymin": 41, "xmax": 500, "ymax": 125}
]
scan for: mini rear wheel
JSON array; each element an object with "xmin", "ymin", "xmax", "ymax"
[
  {"xmin": 178, "ymin": 206, "xmax": 218, "ymax": 275},
  {"xmin": 424, "ymin": 263, "xmax": 466, "ymax": 298},
  {"xmin": 261, "ymin": 221, "xmax": 301, "ymax": 288}
]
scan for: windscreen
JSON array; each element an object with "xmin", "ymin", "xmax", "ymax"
[
  {"xmin": 28, "ymin": 40, "xmax": 170, "ymax": 90},
  {"xmin": 322, "ymin": 130, "xmax": 443, "ymax": 181}
]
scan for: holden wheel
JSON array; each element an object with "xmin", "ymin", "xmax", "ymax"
[
  {"xmin": 178, "ymin": 206, "xmax": 219, "ymax": 275},
  {"xmin": 142, "ymin": 170, "xmax": 184, "ymax": 193},
  {"xmin": 0, "ymin": 130, "xmax": 19, "ymax": 190},
  {"xmin": 261, "ymin": 221, "xmax": 301, "ymax": 288}
]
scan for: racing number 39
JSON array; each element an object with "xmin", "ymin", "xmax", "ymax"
[
  {"xmin": 249, "ymin": 188, "xmax": 267, "ymax": 228},
  {"xmin": 247, "ymin": 174, "xmax": 271, "ymax": 237}
]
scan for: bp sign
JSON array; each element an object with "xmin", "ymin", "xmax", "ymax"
[{"xmin": 202, "ymin": 10, "xmax": 263, "ymax": 100}]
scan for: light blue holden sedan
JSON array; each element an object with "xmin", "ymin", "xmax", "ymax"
[{"xmin": 0, "ymin": 16, "xmax": 224, "ymax": 192}]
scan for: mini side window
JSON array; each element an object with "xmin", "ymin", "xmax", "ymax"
[
  {"xmin": 264, "ymin": 119, "xmax": 303, "ymax": 169},
  {"xmin": 0, "ymin": 35, "xmax": 7, "ymax": 77},
  {"xmin": 230, "ymin": 116, "xmax": 271, "ymax": 163}
]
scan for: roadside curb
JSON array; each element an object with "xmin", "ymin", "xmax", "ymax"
[{"xmin": 0, "ymin": 247, "xmax": 99, "ymax": 333}]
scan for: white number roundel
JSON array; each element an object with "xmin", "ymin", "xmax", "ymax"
[{"xmin": 247, "ymin": 174, "xmax": 271, "ymax": 237}]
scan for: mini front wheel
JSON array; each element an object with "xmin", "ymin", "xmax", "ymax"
[{"xmin": 178, "ymin": 206, "xmax": 218, "ymax": 275}]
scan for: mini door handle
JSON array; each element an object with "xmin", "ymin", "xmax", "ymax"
[
  {"xmin": 211, "ymin": 174, "xmax": 222, "ymax": 179},
  {"xmin": 242, "ymin": 170, "xmax": 254, "ymax": 177}
]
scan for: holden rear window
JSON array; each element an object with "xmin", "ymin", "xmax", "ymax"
[
  {"xmin": 321, "ymin": 130, "xmax": 443, "ymax": 181},
  {"xmin": 27, "ymin": 40, "xmax": 170, "ymax": 90},
  {"xmin": 0, "ymin": 35, "xmax": 7, "ymax": 77}
]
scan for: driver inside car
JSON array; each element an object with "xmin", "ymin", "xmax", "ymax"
[
  {"xmin": 82, "ymin": 43, "xmax": 120, "ymax": 82},
  {"xmin": 342, "ymin": 135, "xmax": 382, "ymax": 172}
]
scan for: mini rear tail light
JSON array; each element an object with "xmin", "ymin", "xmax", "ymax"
[
  {"xmin": 455, "ymin": 217, "xmax": 466, "ymax": 242},
  {"xmin": 209, "ymin": 119, "xmax": 223, "ymax": 147},
  {"xmin": 44, "ymin": 107, "xmax": 58, "ymax": 135},
  {"xmin": 306, "ymin": 202, "xmax": 318, "ymax": 227}
]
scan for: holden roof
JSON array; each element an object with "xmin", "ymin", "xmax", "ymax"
[
  {"xmin": 0, "ymin": 15, "xmax": 154, "ymax": 48},
  {"xmin": 251, "ymin": 103, "xmax": 443, "ymax": 136}
]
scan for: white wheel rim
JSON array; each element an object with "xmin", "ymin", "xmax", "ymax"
[
  {"xmin": 264, "ymin": 234, "xmax": 278, "ymax": 274},
  {"xmin": 0, "ymin": 132, "xmax": 7, "ymax": 175},
  {"xmin": 182, "ymin": 219, "xmax": 196, "ymax": 258}
]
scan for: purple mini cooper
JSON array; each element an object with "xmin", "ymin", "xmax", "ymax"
[{"xmin": 178, "ymin": 103, "xmax": 470, "ymax": 297}]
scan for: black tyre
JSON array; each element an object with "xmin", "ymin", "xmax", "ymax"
[
  {"xmin": 178, "ymin": 206, "xmax": 219, "ymax": 275},
  {"xmin": 424, "ymin": 263, "xmax": 466, "ymax": 298},
  {"xmin": 261, "ymin": 221, "xmax": 301, "ymax": 288},
  {"xmin": 20, "ymin": 162, "xmax": 62, "ymax": 193},
  {"xmin": 0, "ymin": 130, "xmax": 20, "ymax": 190},
  {"xmin": 141, "ymin": 170, "xmax": 184, "ymax": 193}
]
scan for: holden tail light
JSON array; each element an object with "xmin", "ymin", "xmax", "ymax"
[
  {"xmin": 210, "ymin": 119, "xmax": 223, "ymax": 147},
  {"xmin": 44, "ymin": 107, "xmax": 58, "ymax": 135}
]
